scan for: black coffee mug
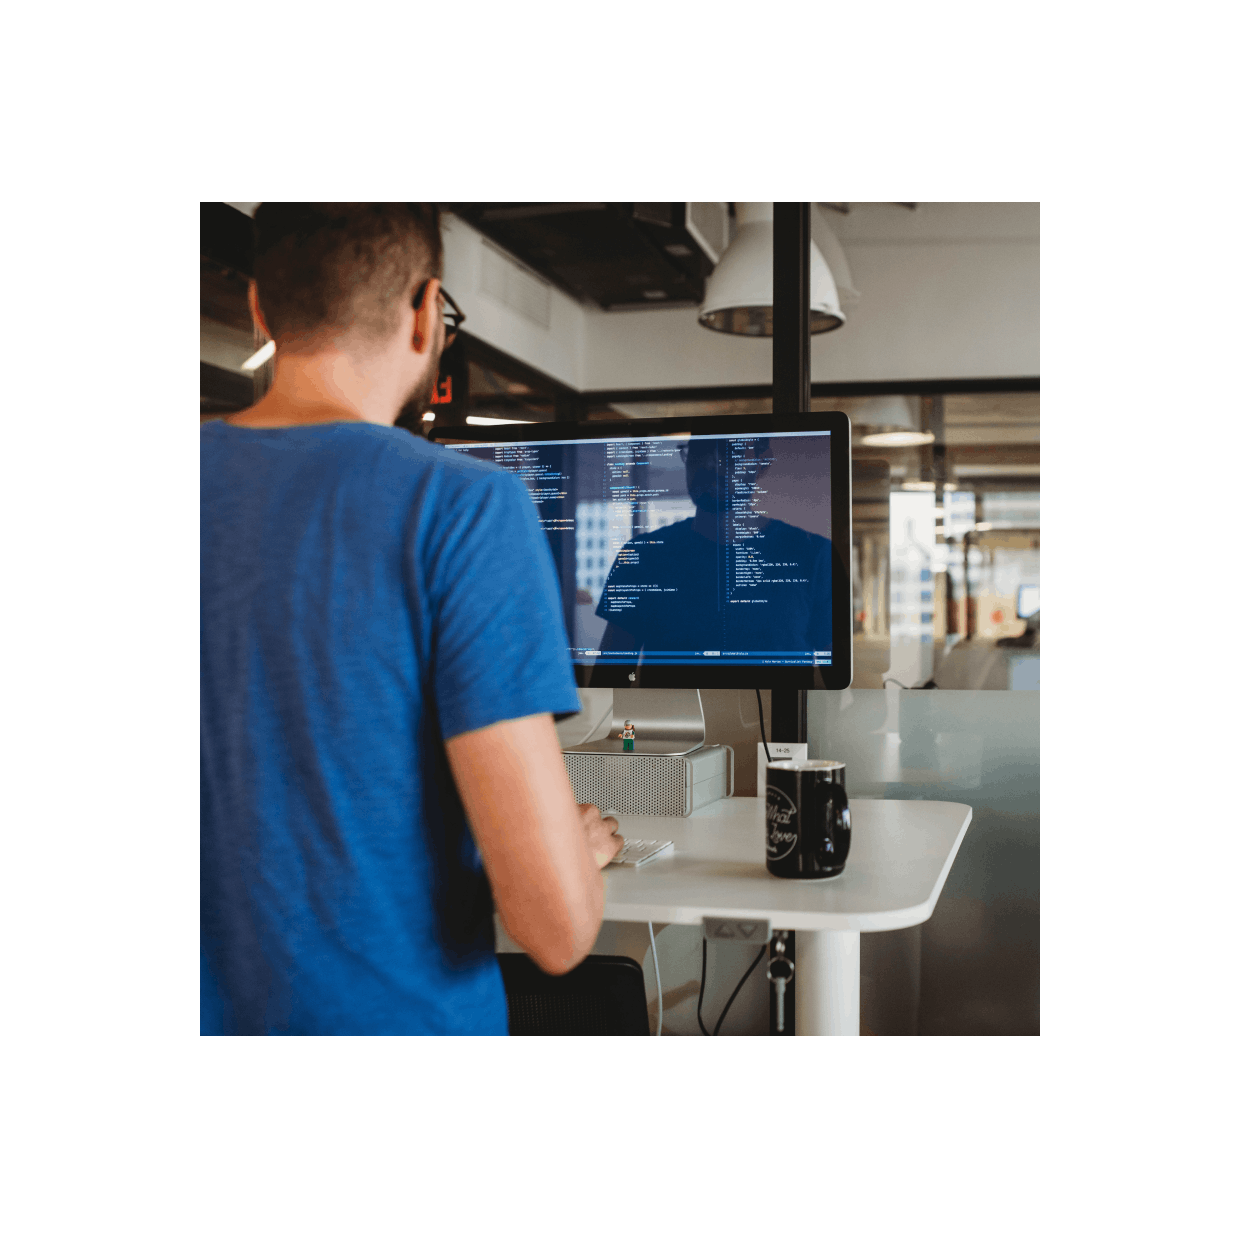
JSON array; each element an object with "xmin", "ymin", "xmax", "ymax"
[{"xmin": 765, "ymin": 760, "xmax": 851, "ymax": 879}]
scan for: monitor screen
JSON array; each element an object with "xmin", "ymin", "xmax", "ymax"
[
  {"xmin": 433, "ymin": 413, "xmax": 852, "ymax": 689},
  {"xmin": 1016, "ymin": 584, "xmax": 1040, "ymax": 619}
]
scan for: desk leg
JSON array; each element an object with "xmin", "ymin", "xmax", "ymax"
[{"xmin": 795, "ymin": 930, "xmax": 860, "ymax": 1036}]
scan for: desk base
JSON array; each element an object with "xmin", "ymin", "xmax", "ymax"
[
  {"xmin": 794, "ymin": 930, "xmax": 860, "ymax": 1036},
  {"xmin": 610, "ymin": 922, "xmax": 859, "ymax": 1036}
]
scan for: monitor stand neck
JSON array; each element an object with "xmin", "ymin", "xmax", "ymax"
[{"xmin": 564, "ymin": 688, "xmax": 706, "ymax": 756}]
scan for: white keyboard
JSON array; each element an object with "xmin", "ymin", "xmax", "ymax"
[{"xmin": 608, "ymin": 838, "xmax": 675, "ymax": 868}]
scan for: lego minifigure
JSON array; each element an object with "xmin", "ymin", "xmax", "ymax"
[{"xmin": 621, "ymin": 720, "xmax": 636, "ymax": 752}]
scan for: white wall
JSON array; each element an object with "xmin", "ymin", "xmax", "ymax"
[
  {"xmin": 581, "ymin": 203, "xmax": 1039, "ymax": 390},
  {"xmin": 200, "ymin": 318, "xmax": 255, "ymax": 373},
  {"xmin": 440, "ymin": 214, "xmax": 587, "ymax": 390}
]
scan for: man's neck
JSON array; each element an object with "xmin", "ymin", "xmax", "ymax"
[{"xmin": 226, "ymin": 348, "xmax": 402, "ymax": 429}]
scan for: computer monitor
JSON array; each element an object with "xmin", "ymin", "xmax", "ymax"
[
  {"xmin": 1016, "ymin": 584, "xmax": 1040, "ymax": 619},
  {"xmin": 432, "ymin": 412, "xmax": 852, "ymax": 692}
]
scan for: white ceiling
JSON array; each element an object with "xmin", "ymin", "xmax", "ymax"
[{"xmin": 825, "ymin": 202, "xmax": 1039, "ymax": 245}]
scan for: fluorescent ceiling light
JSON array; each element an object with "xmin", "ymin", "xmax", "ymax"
[
  {"xmin": 902, "ymin": 480, "xmax": 935, "ymax": 491},
  {"xmin": 466, "ymin": 416, "xmax": 532, "ymax": 425},
  {"xmin": 240, "ymin": 340, "xmax": 275, "ymax": 371},
  {"xmin": 974, "ymin": 522, "xmax": 993, "ymax": 532},
  {"xmin": 954, "ymin": 464, "xmax": 1040, "ymax": 477},
  {"xmin": 861, "ymin": 430, "xmax": 934, "ymax": 447},
  {"xmin": 422, "ymin": 412, "xmax": 435, "ymax": 422}
]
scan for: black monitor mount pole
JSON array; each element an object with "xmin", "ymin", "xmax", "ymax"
[
  {"xmin": 768, "ymin": 202, "xmax": 811, "ymax": 1035},
  {"xmin": 770, "ymin": 202, "xmax": 810, "ymax": 746}
]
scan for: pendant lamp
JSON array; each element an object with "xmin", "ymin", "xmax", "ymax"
[
  {"xmin": 854, "ymin": 395, "xmax": 934, "ymax": 447},
  {"xmin": 698, "ymin": 203, "xmax": 845, "ymax": 336}
]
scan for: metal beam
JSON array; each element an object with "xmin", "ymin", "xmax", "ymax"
[
  {"xmin": 581, "ymin": 377, "xmax": 1040, "ymax": 409},
  {"xmin": 772, "ymin": 203, "xmax": 811, "ymax": 416}
]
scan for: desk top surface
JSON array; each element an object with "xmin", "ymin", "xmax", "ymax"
[{"xmin": 605, "ymin": 797, "xmax": 972, "ymax": 932}]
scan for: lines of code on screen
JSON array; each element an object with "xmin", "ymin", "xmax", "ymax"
[{"xmin": 445, "ymin": 430, "xmax": 834, "ymax": 667}]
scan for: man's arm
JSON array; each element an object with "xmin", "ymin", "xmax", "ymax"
[{"xmin": 446, "ymin": 712, "xmax": 623, "ymax": 976}]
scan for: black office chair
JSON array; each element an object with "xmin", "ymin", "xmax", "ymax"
[{"xmin": 497, "ymin": 954, "xmax": 650, "ymax": 1035}]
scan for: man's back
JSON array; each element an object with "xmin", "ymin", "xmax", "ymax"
[{"xmin": 200, "ymin": 420, "xmax": 579, "ymax": 1034}]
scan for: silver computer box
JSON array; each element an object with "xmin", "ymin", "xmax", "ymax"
[
  {"xmin": 564, "ymin": 745, "xmax": 732, "ymax": 817},
  {"xmin": 561, "ymin": 689, "xmax": 732, "ymax": 816}
]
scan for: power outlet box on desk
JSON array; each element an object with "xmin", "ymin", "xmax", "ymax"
[{"xmin": 563, "ymin": 744, "xmax": 733, "ymax": 817}]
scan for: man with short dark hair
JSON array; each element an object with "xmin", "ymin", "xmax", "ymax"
[{"xmin": 201, "ymin": 203, "xmax": 622, "ymax": 1035}]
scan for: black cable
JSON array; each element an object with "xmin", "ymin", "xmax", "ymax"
[
  {"xmin": 697, "ymin": 939, "xmax": 771, "ymax": 1036},
  {"xmin": 714, "ymin": 944, "xmax": 769, "ymax": 1037},
  {"xmin": 755, "ymin": 690, "xmax": 771, "ymax": 763},
  {"xmin": 697, "ymin": 940, "xmax": 711, "ymax": 1036}
]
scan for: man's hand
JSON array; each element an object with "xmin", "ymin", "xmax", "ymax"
[
  {"xmin": 446, "ymin": 713, "xmax": 618, "ymax": 975},
  {"xmin": 579, "ymin": 803, "xmax": 623, "ymax": 868}
]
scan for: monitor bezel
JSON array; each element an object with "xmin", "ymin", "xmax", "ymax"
[{"xmin": 430, "ymin": 412, "xmax": 853, "ymax": 690}]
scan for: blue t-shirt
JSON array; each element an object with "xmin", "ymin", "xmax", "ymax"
[{"xmin": 200, "ymin": 420, "xmax": 580, "ymax": 1035}]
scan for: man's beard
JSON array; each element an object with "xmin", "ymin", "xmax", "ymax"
[
  {"xmin": 397, "ymin": 342, "xmax": 445, "ymax": 422},
  {"xmin": 688, "ymin": 479, "xmax": 723, "ymax": 512},
  {"xmin": 400, "ymin": 364, "xmax": 440, "ymax": 420}
]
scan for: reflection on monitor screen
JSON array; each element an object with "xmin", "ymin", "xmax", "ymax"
[{"xmin": 444, "ymin": 428, "xmax": 835, "ymax": 669}]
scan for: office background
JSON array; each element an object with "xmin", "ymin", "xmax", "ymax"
[{"xmin": 202, "ymin": 202, "xmax": 1039, "ymax": 1035}]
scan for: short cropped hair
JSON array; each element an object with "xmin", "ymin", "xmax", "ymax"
[{"xmin": 252, "ymin": 203, "xmax": 443, "ymax": 351}]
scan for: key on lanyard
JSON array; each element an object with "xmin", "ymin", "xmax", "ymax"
[{"xmin": 767, "ymin": 955, "xmax": 795, "ymax": 1033}]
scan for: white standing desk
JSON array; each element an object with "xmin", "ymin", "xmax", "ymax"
[{"xmin": 604, "ymin": 796, "xmax": 973, "ymax": 1035}]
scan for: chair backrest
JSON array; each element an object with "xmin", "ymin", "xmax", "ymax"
[{"xmin": 498, "ymin": 954, "xmax": 650, "ymax": 1035}]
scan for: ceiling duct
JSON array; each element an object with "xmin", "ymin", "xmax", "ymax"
[
  {"xmin": 201, "ymin": 202, "xmax": 255, "ymax": 277},
  {"xmin": 449, "ymin": 203, "xmax": 725, "ymax": 309}
]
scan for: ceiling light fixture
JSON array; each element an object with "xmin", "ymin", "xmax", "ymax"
[
  {"xmin": 466, "ymin": 416, "xmax": 533, "ymax": 425},
  {"xmin": 422, "ymin": 412, "xmax": 435, "ymax": 422},
  {"xmin": 240, "ymin": 340, "xmax": 275, "ymax": 371},
  {"xmin": 698, "ymin": 203, "xmax": 844, "ymax": 336},
  {"xmin": 861, "ymin": 430, "xmax": 935, "ymax": 447},
  {"xmin": 854, "ymin": 395, "xmax": 934, "ymax": 447}
]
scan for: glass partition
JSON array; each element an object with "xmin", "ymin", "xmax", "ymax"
[{"xmin": 808, "ymin": 688, "xmax": 1039, "ymax": 1035}]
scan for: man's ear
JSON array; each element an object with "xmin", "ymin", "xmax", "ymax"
[
  {"xmin": 411, "ymin": 277, "xmax": 441, "ymax": 354},
  {"xmin": 247, "ymin": 280, "xmax": 272, "ymax": 341}
]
